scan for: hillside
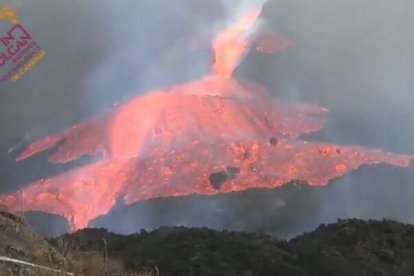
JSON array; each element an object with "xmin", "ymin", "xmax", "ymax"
[
  {"xmin": 2, "ymin": 202, "xmax": 414, "ymax": 275},
  {"xmin": 50, "ymin": 219, "xmax": 414, "ymax": 276},
  {"xmin": 0, "ymin": 204, "xmax": 68, "ymax": 275}
]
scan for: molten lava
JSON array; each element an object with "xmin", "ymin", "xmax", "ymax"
[
  {"xmin": 1, "ymin": 6, "xmax": 412, "ymax": 230},
  {"xmin": 212, "ymin": 8, "xmax": 262, "ymax": 78}
]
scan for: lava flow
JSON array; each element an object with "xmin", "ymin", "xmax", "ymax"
[{"xmin": 0, "ymin": 5, "xmax": 412, "ymax": 230}]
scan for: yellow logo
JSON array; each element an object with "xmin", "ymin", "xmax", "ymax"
[
  {"xmin": 0, "ymin": 6, "xmax": 19, "ymax": 25},
  {"xmin": 0, "ymin": 4, "xmax": 46, "ymax": 83}
]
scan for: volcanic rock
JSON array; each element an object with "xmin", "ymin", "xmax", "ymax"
[
  {"xmin": 269, "ymin": 136, "xmax": 278, "ymax": 146},
  {"xmin": 209, "ymin": 166, "xmax": 240, "ymax": 190}
]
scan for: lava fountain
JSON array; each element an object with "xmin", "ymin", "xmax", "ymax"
[{"xmin": 0, "ymin": 5, "xmax": 412, "ymax": 230}]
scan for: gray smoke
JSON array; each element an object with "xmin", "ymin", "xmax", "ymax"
[
  {"xmin": 239, "ymin": 0, "xmax": 414, "ymax": 153},
  {"xmin": 248, "ymin": 0, "xmax": 414, "ymax": 237},
  {"xmin": 0, "ymin": 0, "xmax": 226, "ymax": 151}
]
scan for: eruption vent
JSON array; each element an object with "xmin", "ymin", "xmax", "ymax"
[
  {"xmin": 1, "ymin": 6, "xmax": 412, "ymax": 230},
  {"xmin": 212, "ymin": 8, "xmax": 261, "ymax": 78}
]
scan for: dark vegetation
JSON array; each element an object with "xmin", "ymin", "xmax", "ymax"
[
  {"xmin": 50, "ymin": 219, "xmax": 414, "ymax": 276},
  {"xmin": 3, "ymin": 201, "xmax": 414, "ymax": 275}
]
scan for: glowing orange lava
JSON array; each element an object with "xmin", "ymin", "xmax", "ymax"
[
  {"xmin": 1, "ymin": 6, "xmax": 412, "ymax": 230},
  {"xmin": 212, "ymin": 8, "xmax": 262, "ymax": 78}
]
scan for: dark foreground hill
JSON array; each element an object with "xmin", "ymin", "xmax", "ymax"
[
  {"xmin": 0, "ymin": 204, "xmax": 67, "ymax": 275},
  {"xmin": 49, "ymin": 219, "xmax": 414, "ymax": 276},
  {"xmin": 2, "ymin": 203, "xmax": 414, "ymax": 275}
]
